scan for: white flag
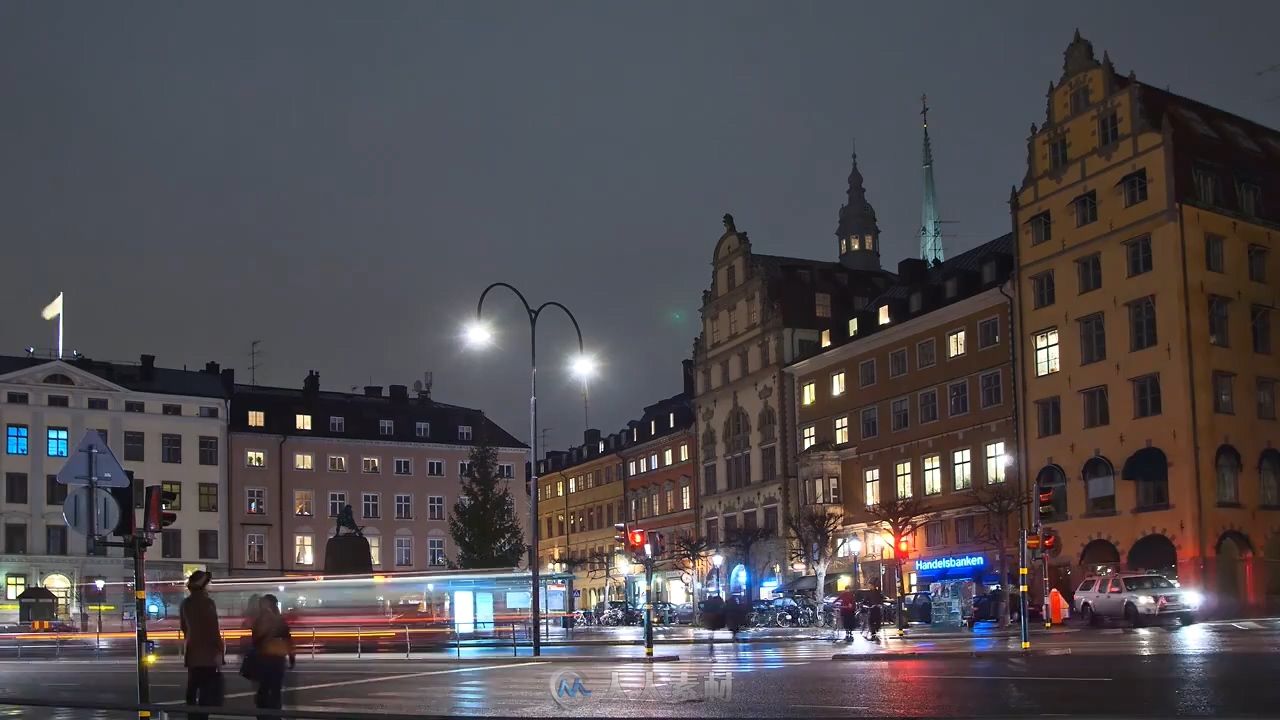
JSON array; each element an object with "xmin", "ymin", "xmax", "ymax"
[{"xmin": 41, "ymin": 293, "xmax": 63, "ymax": 321}]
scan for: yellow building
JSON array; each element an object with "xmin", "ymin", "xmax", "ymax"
[
  {"xmin": 536, "ymin": 431, "xmax": 626, "ymax": 610},
  {"xmin": 1012, "ymin": 32, "xmax": 1280, "ymax": 615}
]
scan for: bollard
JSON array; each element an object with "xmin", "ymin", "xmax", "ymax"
[
  {"xmin": 511, "ymin": 623, "xmax": 517, "ymax": 657},
  {"xmin": 357, "ymin": 626, "xmax": 362, "ymax": 658},
  {"xmin": 405, "ymin": 625, "xmax": 411, "ymax": 659},
  {"xmin": 55, "ymin": 633, "xmax": 61, "ymax": 659},
  {"xmin": 454, "ymin": 625, "xmax": 460, "ymax": 658},
  {"xmin": 311, "ymin": 628, "xmax": 317, "ymax": 660}
]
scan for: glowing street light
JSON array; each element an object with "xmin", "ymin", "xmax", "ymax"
[
  {"xmin": 569, "ymin": 353, "xmax": 597, "ymax": 381},
  {"xmin": 463, "ymin": 321, "xmax": 494, "ymax": 348}
]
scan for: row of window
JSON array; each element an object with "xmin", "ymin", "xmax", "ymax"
[
  {"xmin": 3, "ymin": 424, "xmax": 220, "ymax": 466},
  {"xmin": 801, "ymin": 321, "xmax": 1001, "ymax": 408},
  {"xmin": 242, "ymin": 449, "xmax": 513, "ymax": 479},
  {"xmin": 803, "ymin": 372, "xmax": 1004, "ymax": 449},
  {"xmin": 544, "ymin": 500, "xmax": 624, "ymax": 538},
  {"xmin": 0, "ymin": 523, "xmax": 218, "ymax": 560},
  {"xmin": 249, "ymin": 411, "xmax": 471, "ymax": 442},
  {"xmin": 628, "ymin": 482, "xmax": 693, "ymax": 520},
  {"xmin": 627, "ymin": 444, "xmax": 691, "ymax": 477},
  {"xmin": 3, "ymin": 391, "xmax": 220, "ymax": 418},
  {"xmin": 702, "ymin": 446, "xmax": 777, "ymax": 495},
  {"xmin": 860, "ymin": 442, "xmax": 1008, "ymax": 505},
  {"xmin": 246, "ymin": 488, "xmax": 451, "ymax": 521},
  {"xmin": 244, "ymin": 532, "xmax": 446, "ymax": 567},
  {"xmin": 703, "ymin": 505, "xmax": 780, "ymax": 543},
  {"xmin": 0, "ymin": 473, "xmax": 217, "ymax": 514}
]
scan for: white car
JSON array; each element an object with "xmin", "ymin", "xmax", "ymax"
[{"xmin": 1073, "ymin": 573, "xmax": 1202, "ymax": 627}]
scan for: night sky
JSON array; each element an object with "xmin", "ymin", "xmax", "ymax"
[{"xmin": 3, "ymin": 2, "xmax": 1278, "ymax": 453}]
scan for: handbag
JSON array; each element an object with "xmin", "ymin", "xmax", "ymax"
[{"xmin": 238, "ymin": 648, "xmax": 258, "ymax": 681}]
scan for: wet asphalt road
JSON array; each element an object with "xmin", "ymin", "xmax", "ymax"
[{"xmin": 0, "ymin": 626, "xmax": 1277, "ymax": 717}]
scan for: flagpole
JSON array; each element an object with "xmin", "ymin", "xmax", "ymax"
[{"xmin": 57, "ymin": 295, "xmax": 63, "ymax": 360}]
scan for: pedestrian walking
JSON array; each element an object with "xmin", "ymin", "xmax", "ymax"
[
  {"xmin": 251, "ymin": 594, "xmax": 296, "ymax": 719},
  {"xmin": 179, "ymin": 570, "xmax": 224, "ymax": 720},
  {"xmin": 836, "ymin": 587, "xmax": 858, "ymax": 641}
]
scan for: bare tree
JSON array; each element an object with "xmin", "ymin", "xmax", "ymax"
[
  {"xmin": 671, "ymin": 535, "xmax": 713, "ymax": 624},
  {"xmin": 864, "ymin": 496, "xmax": 935, "ymax": 630},
  {"xmin": 723, "ymin": 526, "xmax": 776, "ymax": 601},
  {"xmin": 971, "ymin": 482, "xmax": 1028, "ymax": 628},
  {"xmin": 787, "ymin": 508, "xmax": 844, "ymax": 602},
  {"xmin": 584, "ymin": 549, "xmax": 627, "ymax": 607}
]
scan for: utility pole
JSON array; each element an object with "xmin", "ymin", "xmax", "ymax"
[
  {"xmin": 1018, "ymin": 527, "xmax": 1030, "ymax": 649},
  {"xmin": 643, "ymin": 556, "xmax": 655, "ymax": 658}
]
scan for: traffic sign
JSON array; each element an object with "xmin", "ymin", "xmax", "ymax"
[
  {"xmin": 62, "ymin": 486, "xmax": 122, "ymax": 537},
  {"xmin": 56, "ymin": 431, "xmax": 129, "ymax": 487}
]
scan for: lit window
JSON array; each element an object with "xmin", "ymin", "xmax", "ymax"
[
  {"xmin": 679, "ymin": 444, "xmax": 689, "ymax": 462},
  {"xmin": 834, "ymin": 417, "xmax": 849, "ymax": 445},
  {"xmin": 664, "ymin": 448, "xmax": 673, "ymax": 466},
  {"xmin": 639, "ymin": 457, "xmax": 649, "ymax": 473},
  {"xmin": 985, "ymin": 442, "xmax": 1008, "ymax": 484},
  {"xmin": 681, "ymin": 484, "xmax": 692, "ymax": 510},
  {"xmin": 294, "ymin": 534, "xmax": 314, "ymax": 566},
  {"xmin": 362, "ymin": 457, "xmax": 380, "ymax": 474},
  {"xmin": 294, "ymin": 490, "xmax": 314, "ymax": 516},
  {"xmin": 895, "ymin": 461, "xmax": 912, "ymax": 499},
  {"xmin": 923, "ymin": 455, "xmax": 941, "ymax": 495},
  {"xmin": 849, "ymin": 318, "xmax": 859, "ymax": 337},
  {"xmin": 368, "ymin": 535, "xmax": 381, "ymax": 566},
  {"xmin": 802, "ymin": 426, "xmax": 816, "ymax": 450},
  {"xmin": 248, "ymin": 411, "xmax": 265, "ymax": 428},
  {"xmin": 295, "ymin": 414, "xmax": 312, "ymax": 431},
  {"xmin": 246, "ymin": 450, "xmax": 265, "ymax": 468},
  {"xmin": 831, "ymin": 372, "xmax": 846, "ymax": 397},
  {"xmin": 650, "ymin": 453, "xmax": 659, "ymax": 469},
  {"xmin": 864, "ymin": 469, "xmax": 880, "ymax": 507},
  {"xmin": 802, "ymin": 382, "xmax": 816, "ymax": 406},
  {"xmin": 328, "ymin": 455, "xmax": 347, "ymax": 472},
  {"xmin": 879, "ymin": 305, "xmax": 891, "ymax": 326},
  {"xmin": 947, "ymin": 329, "xmax": 966, "ymax": 358},
  {"xmin": 46, "ymin": 428, "xmax": 68, "ymax": 457},
  {"xmin": 1034, "ymin": 329, "xmax": 1061, "ymax": 376},
  {"xmin": 246, "ymin": 488, "xmax": 266, "ymax": 515},
  {"xmin": 820, "ymin": 329, "xmax": 832, "ymax": 348},
  {"xmin": 293, "ymin": 452, "xmax": 313, "ymax": 471},
  {"xmin": 6, "ymin": 425, "xmax": 28, "ymax": 456},
  {"xmin": 953, "ymin": 449, "xmax": 972, "ymax": 490}
]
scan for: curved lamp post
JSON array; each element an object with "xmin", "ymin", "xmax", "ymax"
[{"xmin": 465, "ymin": 282, "xmax": 595, "ymax": 657}]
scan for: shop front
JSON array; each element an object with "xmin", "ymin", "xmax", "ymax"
[{"xmin": 911, "ymin": 551, "xmax": 998, "ymax": 626}]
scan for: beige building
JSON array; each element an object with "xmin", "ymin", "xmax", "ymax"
[
  {"xmin": 1012, "ymin": 33, "xmax": 1280, "ymax": 614},
  {"xmin": 0, "ymin": 354, "xmax": 231, "ymax": 622},
  {"xmin": 228, "ymin": 374, "xmax": 527, "ymax": 575}
]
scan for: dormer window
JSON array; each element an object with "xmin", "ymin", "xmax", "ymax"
[
  {"xmin": 726, "ymin": 264, "xmax": 737, "ymax": 291},
  {"xmin": 909, "ymin": 292, "xmax": 923, "ymax": 313},
  {"xmin": 981, "ymin": 260, "xmax": 998, "ymax": 284},
  {"xmin": 878, "ymin": 305, "xmax": 891, "ymax": 326},
  {"xmin": 820, "ymin": 329, "xmax": 832, "ymax": 348},
  {"xmin": 865, "ymin": 235, "xmax": 875, "ymax": 252},
  {"xmin": 848, "ymin": 318, "xmax": 859, "ymax": 337},
  {"xmin": 848, "ymin": 236, "xmax": 861, "ymax": 251},
  {"xmin": 1069, "ymin": 84, "xmax": 1090, "ymax": 115}
]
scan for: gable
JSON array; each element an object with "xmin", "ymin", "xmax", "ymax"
[{"xmin": 0, "ymin": 360, "xmax": 128, "ymax": 393}]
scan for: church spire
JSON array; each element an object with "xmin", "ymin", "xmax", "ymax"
[
  {"xmin": 835, "ymin": 140, "xmax": 881, "ymax": 271},
  {"xmin": 919, "ymin": 95, "xmax": 944, "ymax": 265}
]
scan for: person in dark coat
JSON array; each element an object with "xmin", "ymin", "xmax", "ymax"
[
  {"xmin": 251, "ymin": 594, "xmax": 296, "ymax": 719},
  {"xmin": 725, "ymin": 596, "xmax": 747, "ymax": 639},
  {"xmin": 179, "ymin": 570, "xmax": 224, "ymax": 720}
]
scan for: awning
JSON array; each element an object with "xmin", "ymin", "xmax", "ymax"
[{"xmin": 1121, "ymin": 446, "xmax": 1168, "ymax": 482}]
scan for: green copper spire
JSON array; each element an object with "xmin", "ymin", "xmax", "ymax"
[{"xmin": 920, "ymin": 95, "xmax": 944, "ymax": 264}]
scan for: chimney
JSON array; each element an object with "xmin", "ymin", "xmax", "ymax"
[
  {"xmin": 584, "ymin": 428, "xmax": 602, "ymax": 448},
  {"xmin": 303, "ymin": 370, "xmax": 320, "ymax": 396},
  {"xmin": 681, "ymin": 359, "xmax": 695, "ymax": 396},
  {"xmin": 220, "ymin": 368, "xmax": 235, "ymax": 396},
  {"xmin": 140, "ymin": 354, "xmax": 156, "ymax": 380},
  {"xmin": 204, "ymin": 361, "xmax": 220, "ymax": 375},
  {"xmin": 389, "ymin": 384, "xmax": 408, "ymax": 403},
  {"xmin": 363, "ymin": 385, "xmax": 383, "ymax": 398}
]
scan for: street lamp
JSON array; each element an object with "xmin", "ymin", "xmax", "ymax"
[
  {"xmin": 711, "ymin": 553, "xmax": 724, "ymax": 596},
  {"xmin": 466, "ymin": 283, "xmax": 593, "ymax": 657},
  {"xmin": 849, "ymin": 536, "xmax": 863, "ymax": 590}
]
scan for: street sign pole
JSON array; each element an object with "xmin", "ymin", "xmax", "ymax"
[
  {"xmin": 1041, "ymin": 524, "xmax": 1052, "ymax": 629},
  {"xmin": 133, "ymin": 535, "xmax": 151, "ymax": 715},
  {"xmin": 643, "ymin": 558, "xmax": 654, "ymax": 659},
  {"xmin": 1018, "ymin": 527, "xmax": 1030, "ymax": 650}
]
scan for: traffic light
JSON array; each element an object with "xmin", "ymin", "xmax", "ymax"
[
  {"xmin": 1042, "ymin": 533, "xmax": 1058, "ymax": 552},
  {"xmin": 646, "ymin": 531, "xmax": 666, "ymax": 558},
  {"xmin": 1038, "ymin": 484, "xmax": 1057, "ymax": 519},
  {"xmin": 107, "ymin": 471, "xmax": 137, "ymax": 538},
  {"xmin": 1026, "ymin": 534, "xmax": 1043, "ymax": 551},
  {"xmin": 613, "ymin": 522, "xmax": 628, "ymax": 547},
  {"xmin": 896, "ymin": 537, "xmax": 910, "ymax": 558},
  {"xmin": 144, "ymin": 485, "xmax": 177, "ymax": 532}
]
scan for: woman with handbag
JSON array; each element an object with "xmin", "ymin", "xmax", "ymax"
[{"xmin": 250, "ymin": 594, "xmax": 296, "ymax": 718}]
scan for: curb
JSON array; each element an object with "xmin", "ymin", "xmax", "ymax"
[{"xmin": 833, "ymin": 648, "xmax": 1073, "ymax": 660}]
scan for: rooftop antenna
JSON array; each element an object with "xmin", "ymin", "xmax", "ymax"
[
  {"xmin": 422, "ymin": 371, "xmax": 433, "ymax": 399},
  {"xmin": 540, "ymin": 428, "xmax": 554, "ymax": 458},
  {"xmin": 248, "ymin": 340, "xmax": 262, "ymax": 386}
]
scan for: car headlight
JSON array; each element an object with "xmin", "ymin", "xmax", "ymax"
[
  {"xmin": 1137, "ymin": 595, "xmax": 1155, "ymax": 604},
  {"xmin": 1183, "ymin": 591, "xmax": 1203, "ymax": 608}
]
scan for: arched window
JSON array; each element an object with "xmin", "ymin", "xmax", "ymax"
[
  {"xmin": 724, "ymin": 408, "xmax": 751, "ymax": 455},
  {"xmin": 1035, "ymin": 465, "xmax": 1068, "ymax": 521},
  {"xmin": 1260, "ymin": 450, "xmax": 1280, "ymax": 507},
  {"xmin": 42, "ymin": 373, "xmax": 73, "ymax": 386},
  {"xmin": 702, "ymin": 425, "xmax": 717, "ymax": 456},
  {"xmin": 758, "ymin": 406, "xmax": 777, "ymax": 444},
  {"xmin": 1216, "ymin": 445, "xmax": 1242, "ymax": 504},
  {"xmin": 1122, "ymin": 447, "xmax": 1169, "ymax": 510},
  {"xmin": 1082, "ymin": 457, "xmax": 1115, "ymax": 514}
]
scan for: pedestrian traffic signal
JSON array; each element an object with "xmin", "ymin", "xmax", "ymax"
[
  {"xmin": 897, "ymin": 538, "xmax": 909, "ymax": 558},
  {"xmin": 1042, "ymin": 533, "xmax": 1058, "ymax": 551},
  {"xmin": 647, "ymin": 531, "xmax": 666, "ymax": 558},
  {"xmin": 1038, "ymin": 484, "xmax": 1057, "ymax": 519},
  {"xmin": 143, "ymin": 485, "xmax": 177, "ymax": 532}
]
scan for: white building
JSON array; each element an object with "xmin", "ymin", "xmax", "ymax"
[{"xmin": 0, "ymin": 354, "xmax": 230, "ymax": 624}]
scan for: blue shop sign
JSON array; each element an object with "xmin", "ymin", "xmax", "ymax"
[{"xmin": 915, "ymin": 553, "xmax": 986, "ymax": 573}]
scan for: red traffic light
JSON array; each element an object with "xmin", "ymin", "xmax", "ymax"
[
  {"xmin": 897, "ymin": 538, "xmax": 909, "ymax": 557},
  {"xmin": 144, "ymin": 485, "xmax": 178, "ymax": 532},
  {"xmin": 628, "ymin": 529, "xmax": 646, "ymax": 547},
  {"xmin": 1026, "ymin": 534, "xmax": 1042, "ymax": 550},
  {"xmin": 1042, "ymin": 533, "xmax": 1058, "ymax": 551}
]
